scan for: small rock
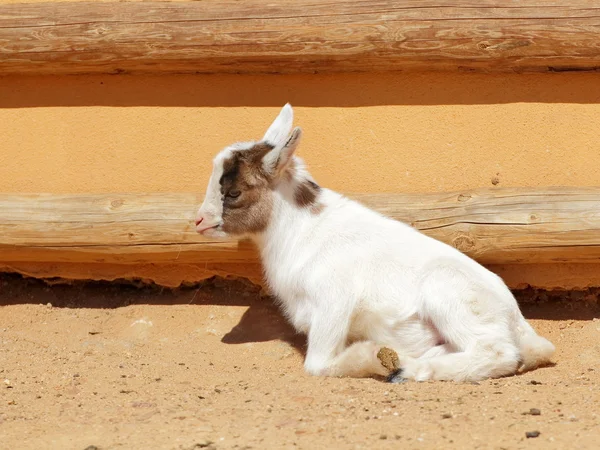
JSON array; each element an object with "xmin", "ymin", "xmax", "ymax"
[
  {"xmin": 84, "ymin": 446, "xmax": 99, "ymax": 450},
  {"xmin": 522, "ymin": 408, "xmax": 541, "ymax": 416},
  {"xmin": 380, "ymin": 434, "xmax": 388, "ymax": 440},
  {"xmin": 525, "ymin": 431, "xmax": 540, "ymax": 438},
  {"xmin": 187, "ymin": 440, "xmax": 215, "ymax": 449},
  {"xmin": 441, "ymin": 413, "xmax": 452, "ymax": 419},
  {"xmin": 529, "ymin": 380, "xmax": 542, "ymax": 385},
  {"xmin": 377, "ymin": 347, "xmax": 400, "ymax": 371}
]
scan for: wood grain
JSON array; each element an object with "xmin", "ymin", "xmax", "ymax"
[
  {"xmin": 1, "ymin": 1, "xmax": 600, "ymax": 75},
  {"xmin": 2, "ymin": 188, "xmax": 600, "ymax": 265}
]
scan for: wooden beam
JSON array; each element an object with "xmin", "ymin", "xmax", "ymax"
[
  {"xmin": 2, "ymin": 188, "xmax": 600, "ymax": 266},
  {"xmin": 1, "ymin": 1, "xmax": 600, "ymax": 75}
]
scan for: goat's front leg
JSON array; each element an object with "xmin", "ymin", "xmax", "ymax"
[{"xmin": 303, "ymin": 311, "xmax": 390, "ymax": 378}]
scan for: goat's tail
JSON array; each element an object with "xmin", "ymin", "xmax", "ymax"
[{"xmin": 515, "ymin": 316, "xmax": 555, "ymax": 372}]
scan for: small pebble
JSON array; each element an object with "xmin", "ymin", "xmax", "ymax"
[
  {"xmin": 379, "ymin": 434, "xmax": 387, "ymax": 440},
  {"xmin": 441, "ymin": 413, "xmax": 452, "ymax": 419},
  {"xmin": 377, "ymin": 347, "xmax": 399, "ymax": 371},
  {"xmin": 526, "ymin": 431, "xmax": 540, "ymax": 438},
  {"xmin": 190, "ymin": 440, "xmax": 214, "ymax": 449}
]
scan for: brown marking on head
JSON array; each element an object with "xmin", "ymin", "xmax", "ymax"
[
  {"xmin": 280, "ymin": 157, "xmax": 321, "ymax": 211},
  {"xmin": 213, "ymin": 135, "xmax": 321, "ymax": 236},
  {"xmin": 219, "ymin": 143, "xmax": 275, "ymax": 235},
  {"xmin": 294, "ymin": 179, "xmax": 321, "ymax": 209}
]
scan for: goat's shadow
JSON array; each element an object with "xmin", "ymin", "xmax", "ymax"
[{"xmin": 219, "ymin": 299, "xmax": 306, "ymax": 355}]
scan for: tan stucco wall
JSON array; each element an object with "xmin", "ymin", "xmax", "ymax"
[
  {"xmin": 2, "ymin": 73, "xmax": 600, "ymax": 194},
  {"xmin": 2, "ymin": 72, "xmax": 600, "ymax": 289}
]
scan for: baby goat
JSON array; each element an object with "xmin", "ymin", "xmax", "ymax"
[{"xmin": 195, "ymin": 104, "xmax": 555, "ymax": 382}]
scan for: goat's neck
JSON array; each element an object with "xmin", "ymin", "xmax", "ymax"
[{"xmin": 252, "ymin": 183, "xmax": 317, "ymax": 268}]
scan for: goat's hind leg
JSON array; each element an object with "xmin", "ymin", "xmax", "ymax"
[
  {"xmin": 394, "ymin": 343, "xmax": 519, "ymax": 382},
  {"xmin": 394, "ymin": 267, "xmax": 520, "ymax": 382},
  {"xmin": 387, "ymin": 343, "xmax": 453, "ymax": 383}
]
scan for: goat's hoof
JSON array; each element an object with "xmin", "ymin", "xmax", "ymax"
[
  {"xmin": 377, "ymin": 347, "xmax": 400, "ymax": 371},
  {"xmin": 387, "ymin": 369, "xmax": 407, "ymax": 383}
]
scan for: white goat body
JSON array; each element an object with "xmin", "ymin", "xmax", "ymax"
[{"xmin": 196, "ymin": 104, "xmax": 555, "ymax": 382}]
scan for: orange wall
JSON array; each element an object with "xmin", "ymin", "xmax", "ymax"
[
  {"xmin": 2, "ymin": 72, "xmax": 600, "ymax": 289},
  {"xmin": 2, "ymin": 72, "xmax": 600, "ymax": 194}
]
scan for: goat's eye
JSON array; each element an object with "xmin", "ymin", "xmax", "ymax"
[{"xmin": 227, "ymin": 190, "xmax": 241, "ymax": 199}]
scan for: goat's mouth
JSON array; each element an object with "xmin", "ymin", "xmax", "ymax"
[{"xmin": 195, "ymin": 223, "xmax": 221, "ymax": 234}]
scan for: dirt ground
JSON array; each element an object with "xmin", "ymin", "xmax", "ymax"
[{"xmin": 1, "ymin": 274, "xmax": 599, "ymax": 450}]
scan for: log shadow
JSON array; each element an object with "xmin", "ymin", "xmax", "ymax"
[
  {"xmin": 0, "ymin": 272, "xmax": 306, "ymax": 354},
  {"xmin": 2, "ymin": 72, "xmax": 600, "ymax": 109},
  {"xmin": 515, "ymin": 287, "xmax": 600, "ymax": 321}
]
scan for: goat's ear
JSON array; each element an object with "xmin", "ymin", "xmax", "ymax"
[
  {"xmin": 262, "ymin": 103, "xmax": 294, "ymax": 149},
  {"xmin": 263, "ymin": 126, "xmax": 303, "ymax": 175}
]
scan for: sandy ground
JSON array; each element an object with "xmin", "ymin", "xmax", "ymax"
[{"xmin": 1, "ymin": 274, "xmax": 599, "ymax": 450}]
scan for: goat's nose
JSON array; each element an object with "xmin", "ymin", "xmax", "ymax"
[{"xmin": 195, "ymin": 217, "xmax": 204, "ymax": 226}]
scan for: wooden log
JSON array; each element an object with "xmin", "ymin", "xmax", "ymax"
[
  {"xmin": 2, "ymin": 188, "xmax": 600, "ymax": 266},
  {"xmin": 1, "ymin": 1, "xmax": 600, "ymax": 75}
]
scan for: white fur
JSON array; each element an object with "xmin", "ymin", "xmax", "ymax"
[{"xmin": 197, "ymin": 105, "xmax": 555, "ymax": 382}]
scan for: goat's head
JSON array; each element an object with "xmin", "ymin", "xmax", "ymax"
[{"xmin": 195, "ymin": 104, "xmax": 319, "ymax": 238}]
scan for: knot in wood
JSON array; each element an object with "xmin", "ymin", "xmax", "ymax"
[
  {"xmin": 452, "ymin": 234, "xmax": 476, "ymax": 252},
  {"xmin": 110, "ymin": 199, "xmax": 124, "ymax": 209}
]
